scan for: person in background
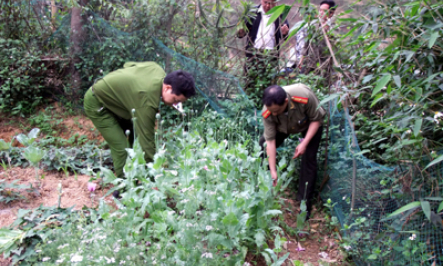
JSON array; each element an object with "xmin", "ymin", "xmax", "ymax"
[
  {"xmin": 260, "ymin": 84, "xmax": 325, "ymax": 219},
  {"xmin": 237, "ymin": 0, "xmax": 290, "ymax": 97},
  {"xmin": 297, "ymin": 0, "xmax": 337, "ymax": 74},
  {"xmin": 83, "ymin": 62, "xmax": 196, "ymax": 198}
]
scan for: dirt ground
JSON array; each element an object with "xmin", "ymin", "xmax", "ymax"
[{"xmin": 0, "ymin": 111, "xmax": 346, "ymax": 266}]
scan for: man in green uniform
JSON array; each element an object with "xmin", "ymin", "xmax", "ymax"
[
  {"xmin": 84, "ymin": 62, "xmax": 196, "ymax": 196},
  {"xmin": 260, "ymin": 84, "xmax": 325, "ymax": 218}
]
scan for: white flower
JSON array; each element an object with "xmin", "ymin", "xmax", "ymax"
[
  {"xmin": 190, "ymin": 175, "xmax": 199, "ymax": 180},
  {"xmin": 186, "ymin": 223, "xmax": 193, "ymax": 227},
  {"xmin": 161, "ymin": 255, "xmax": 166, "ymax": 259},
  {"xmin": 71, "ymin": 254, "xmax": 83, "ymax": 262},
  {"xmin": 105, "ymin": 257, "xmax": 115, "ymax": 263},
  {"xmin": 342, "ymin": 196, "xmax": 346, "ymax": 200},
  {"xmin": 405, "ymin": 129, "xmax": 411, "ymax": 134},
  {"xmin": 56, "ymin": 258, "xmax": 64, "ymax": 264},
  {"xmin": 42, "ymin": 257, "xmax": 50, "ymax": 262},
  {"xmin": 35, "ymin": 250, "xmax": 42, "ymax": 253},
  {"xmin": 434, "ymin": 112, "xmax": 443, "ymax": 124},
  {"xmin": 120, "ymin": 261, "xmax": 126, "ymax": 265},
  {"xmin": 201, "ymin": 252, "xmax": 213, "ymax": 259},
  {"xmin": 409, "ymin": 233, "xmax": 416, "ymax": 240},
  {"xmin": 343, "ymin": 245, "xmax": 351, "ymax": 250},
  {"xmin": 181, "ymin": 199, "xmax": 190, "ymax": 204},
  {"xmin": 319, "ymin": 252, "xmax": 329, "ymax": 259},
  {"xmin": 206, "ymin": 225, "xmax": 213, "ymax": 231},
  {"xmin": 180, "ymin": 210, "xmax": 185, "ymax": 215}
]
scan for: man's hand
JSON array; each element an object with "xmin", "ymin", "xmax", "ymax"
[
  {"xmin": 292, "ymin": 142, "xmax": 307, "ymax": 159},
  {"xmin": 281, "ymin": 24, "xmax": 289, "ymax": 35},
  {"xmin": 237, "ymin": 28, "xmax": 246, "ymax": 38},
  {"xmin": 271, "ymin": 170, "xmax": 278, "ymax": 187}
]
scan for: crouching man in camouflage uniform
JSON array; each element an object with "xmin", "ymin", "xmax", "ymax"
[{"xmin": 260, "ymin": 84, "xmax": 325, "ymax": 218}]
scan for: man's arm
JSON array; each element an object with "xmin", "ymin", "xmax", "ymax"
[
  {"xmin": 133, "ymin": 106, "xmax": 157, "ymax": 163},
  {"xmin": 265, "ymin": 139, "xmax": 279, "ymax": 187},
  {"xmin": 293, "ymin": 121, "xmax": 321, "ymax": 159}
]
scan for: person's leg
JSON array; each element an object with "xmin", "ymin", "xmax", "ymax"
[
  {"xmin": 115, "ymin": 117, "xmax": 134, "ymax": 148},
  {"xmin": 84, "ymin": 88, "xmax": 129, "ymax": 178},
  {"xmin": 297, "ymin": 126, "xmax": 323, "ymax": 213}
]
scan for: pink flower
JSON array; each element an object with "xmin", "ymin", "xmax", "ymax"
[
  {"xmin": 87, "ymin": 182, "xmax": 97, "ymax": 192},
  {"xmin": 296, "ymin": 242, "xmax": 306, "ymax": 251},
  {"xmin": 204, "ymin": 165, "xmax": 208, "ymax": 171}
]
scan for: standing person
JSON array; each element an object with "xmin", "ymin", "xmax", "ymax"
[
  {"xmin": 260, "ymin": 84, "xmax": 325, "ymax": 218},
  {"xmin": 237, "ymin": 0, "xmax": 289, "ymax": 101},
  {"xmin": 297, "ymin": 0, "xmax": 337, "ymax": 75},
  {"xmin": 83, "ymin": 62, "xmax": 196, "ymax": 197}
]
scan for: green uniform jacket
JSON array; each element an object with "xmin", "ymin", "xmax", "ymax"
[
  {"xmin": 93, "ymin": 62, "xmax": 166, "ymax": 162},
  {"xmin": 262, "ymin": 84, "xmax": 326, "ymax": 141}
]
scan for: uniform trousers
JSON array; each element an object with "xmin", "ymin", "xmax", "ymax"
[
  {"xmin": 259, "ymin": 125, "xmax": 323, "ymax": 211},
  {"xmin": 84, "ymin": 88, "xmax": 134, "ymax": 178}
]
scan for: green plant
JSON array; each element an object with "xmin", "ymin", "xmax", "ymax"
[{"xmin": 0, "ymin": 179, "xmax": 31, "ymax": 204}]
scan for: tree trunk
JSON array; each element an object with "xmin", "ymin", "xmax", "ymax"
[
  {"xmin": 70, "ymin": 1, "xmax": 87, "ymax": 101},
  {"xmin": 51, "ymin": 0, "xmax": 57, "ymax": 32}
]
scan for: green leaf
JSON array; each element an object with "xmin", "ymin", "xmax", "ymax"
[
  {"xmin": 383, "ymin": 201, "xmax": 420, "ymax": 220},
  {"xmin": 415, "ymin": 87, "xmax": 422, "ymax": 101},
  {"xmin": 267, "ymin": 5, "xmax": 284, "ymax": 26},
  {"xmin": 393, "ymin": 75, "xmax": 401, "ymax": 88},
  {"xmin": 368, "ymin": 254, "xmax": 377, "ymax": 260},
  {"xmin": 372, "ymin": 74, "xmax": 391, "ymax": 97},
  {"xmin": 276, "ymin": 252, "xmax": 290, "ymax": 264},
  {"xmin": 403, "ymin": 1, "xmax": 421, "ymax": 6},
  {"xmin": 319, "ymin": 93, "xmax": 340, "ymax": 108},
  {"xmin": 428, "ymin": 31, "xmax": 439, "ymax": 48},
  {"xmin": 0, "ymin": 139, "xmax": 9, "ymax": 151},
  {"xmin": 254, "ymin": 230, "xmax": 266, "ymax": 247},
  {"xmin": 354, "ymin": 149, "xmax": 370, "ymax": 156},
  {"xmin": 28, "ymin": 128, "xmax": 40, "ymax": 139},
  {"xmin": 0, "ymin": 228, "xmax": 24, "ymax": 253},
  {"xmin": 438, "ymin": 201, "xmax": 443, "ymax": 213},
  {"xmin": 370, "ymin": 93, "xmax": 385, "ymax": 108},
  {"xmin": 413, "ymin": 119, "xmax": 422, "ymax": 137},
  {"xmin": 421, "ymin": 201, "xmax": 431, "ymax": 221},
  {"xmin": 23, "ymin": 146, "xmax": 45, "ymax": 165},
  {"xmin": 423, "ymin": 154, "xmax": 443, "ymax": 170},
  {"xmin": 222, "ymin": 212, "xmax": 239, "ymax": 226},
  {"xmin": 263, "ymin": 210, "xmax": 282, "ymax": 216}
]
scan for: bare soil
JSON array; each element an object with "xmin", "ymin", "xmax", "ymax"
[{"xmin": 0, "ymin": 111, "xmax": 346, "ymax": 266}]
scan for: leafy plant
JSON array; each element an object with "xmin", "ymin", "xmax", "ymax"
[{"xmin": 0, "ymin": 179, "xmax": 31, "ymax": 204}]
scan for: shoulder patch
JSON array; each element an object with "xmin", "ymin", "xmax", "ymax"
[
  {"xmin": 292, "ymin": 96, "xmax": 309, "ymax": 104},
  {"xmin": 262, "ymin": 110, "xmax": 271, "ymax": 119}
]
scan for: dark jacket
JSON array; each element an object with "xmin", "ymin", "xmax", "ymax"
[{"xmin": 241, "ymin": 5, "xmax": 289, "ymax": 58}]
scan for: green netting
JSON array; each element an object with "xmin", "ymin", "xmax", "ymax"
[
  {"xmin": 322, "ymin": 100, "xmax": 443, "ymax": 265},
  {"xmin": 45, "ymin": 10, "xmax": 255, "ymax": 117}
]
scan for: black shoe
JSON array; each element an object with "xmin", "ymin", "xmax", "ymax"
[{"xmin": 112, "ymin": 190, "xmax": 122, "ymax": 199}]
